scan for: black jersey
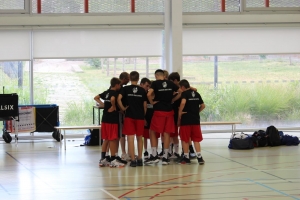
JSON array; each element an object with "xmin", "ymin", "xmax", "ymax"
[
  {"xmin": 172, "ymin": 93, "xmax": 181, "ymax": 123},
  {"xmin": 145, "ymin": 97, "xmax": 154, "ymax": 129},
  {"xmin": 180, "ymin": 90, "xmax": 204, "ymax": 125},
  {"xmin": 99, "ymin": 90, "xmax": 119, "ymax": 124},
  {"xmin": 120, "ymin": 85, "xmax": 147, "ymax": 120},
  {"xmin": 150, "ymin": 80, "xmax": 179, "ymax": 112}
]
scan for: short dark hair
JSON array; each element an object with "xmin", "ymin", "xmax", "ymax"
[
  {"xmin": 168, "ymin": 72, "xmax": 180, "ymax": 82},
  {"xmin": 119, "ymin": 72, "xmax": 129, "ymax": 80},
  {"xmin": 130, "ymin": 71, "xmax": 139, "ymax": 81},
  {"xmin": 110, "ymin": 77, "xmax": 121, "ymax": 87},
  {"xmin": 179, "ymin": 79, "xmax": 190, "ymax": 89},
  {"xmin": 155, "ymin": 69, "xmax": 164, "ymax": 76},
  {"xmin": 140, "ymin": 77, "xmax": 151, "ymax": 85}
]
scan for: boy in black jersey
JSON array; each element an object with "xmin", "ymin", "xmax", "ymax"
[
  {"xmin": 118, "ymin": 71, "xmax": 147, "ymax": 167},
  {"xmin": 94, "ymin": 77, "xmax": 125, "ymax": 168},
  {"xmin": 145, "ymin": 69, "xmax": 182, "ymax": 165},
  {"xmin": 177, "ymin": 79, "xmax": 206, "ymax": 165}
]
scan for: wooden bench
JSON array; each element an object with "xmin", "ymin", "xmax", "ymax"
[
  {"xmin": 200, "ymin": 121, "xmax": 242, "ymax": 135},
  {"xmin": 54, "ymin": 125, "xmax": 101, "ymax": 150}
]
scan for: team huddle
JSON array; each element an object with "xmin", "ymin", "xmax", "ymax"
[{"xmin": 94, "ymin": 69, "xmax": 206, "ymax": 168}]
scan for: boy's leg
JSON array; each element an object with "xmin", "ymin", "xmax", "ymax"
[
  {"xmin": 137, "ymin": 135, "xmax": 143, "ymax": 160},
  {"xmin": 149, "ymin": 129, "xmax": 158, "ymax": 156},
  {"xmin": 127, "ymin": 135, "xmax": 135, "ymax": 163}
]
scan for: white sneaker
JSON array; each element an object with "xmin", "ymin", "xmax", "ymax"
[
  {"xmin": 110, "ymin": 159, "xmax": 125, "ymax": 168},
  {"xmin": 99, "ymin": 158, "xmax": 110, "ymax": 167},
  {"xmin": 121, "ymin": 153, "xmax": 131, "ymax": 161}
]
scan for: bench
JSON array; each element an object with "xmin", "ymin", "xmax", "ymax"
[
  {"xmin": 200, "ymin": 121, "xmax": 242, "ymax": 135},
  {"xmin": 54, "ymin": 125, "xmax": 101, "ymax": 150}
]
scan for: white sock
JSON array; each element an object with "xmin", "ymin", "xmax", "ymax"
[
  {"xmin": 151, "ymin": 147, "xmax": 157, "ymax": 156},
  {"xmin": 184, "ymin": 153, "xmax": 189, "ymax": 158},
  {"xmin": 169, "ymin": 143, "xmax": 173, "ymax": 154},
  {"xmin": 115, "ymin": 153, "xmax": 118, "ymax": 157},
  {"xmin": 163, "ymin": 149, "xmax": 169, "ymax": 159},
  {"xmin": 196, "ymin": 152, "xmax": 202, "ymax": 158},
  {"xmin": 105, "ymin": 152, "xmax": 109, "ymax": 156},
  {"xmin": 174, "ymin": 144, "xmax": 179, "ymax": 154}
]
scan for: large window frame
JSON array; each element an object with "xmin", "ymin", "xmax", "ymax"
[
  {"xmin": 0, "ymin": 0, "xmax": 30, "ymax": 14},
  {"xmin": 242, "ymin": 0, "xmax": 300, "ymax": 12}
]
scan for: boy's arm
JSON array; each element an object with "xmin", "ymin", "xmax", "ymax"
[
  {"xmin": 172, "ymin": 88, "xmax": 182, "ymax": 103},
  {"xmin": 94, "ymin": 95, "xmax": 104, "ymax": 107},
  {"xmin": 117, "ymin": 94, "xmax": 126, "ymax": 111},
  {"xmin": 177, "ymin": 99, "xmax": 187, "ymax": 126},
  {"xmin": 143, "ymin": 101, "xmax": 147, "ymax": 115},
  {"xmin": 199, "ymin": 103, "xmax": 206, "ymax": 112},
  {"xmin": 147, "ymin": 89, "xmax": 156, "ymax": 105},
  {"xmin": 108, "ymin": 96, "xmax": 116, "ymax": 112}
]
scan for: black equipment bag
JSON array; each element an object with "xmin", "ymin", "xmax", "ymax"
[{"xmin": 87, "ymin": 129, "xmax": 100, "ymax": 146}]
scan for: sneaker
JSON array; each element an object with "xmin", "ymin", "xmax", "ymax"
[
  {"xmin": 99, "ymin": 158, "xmax": 110, "ymax": 167},
  {"xmin": 158, "ymin": 151, "xmax": 164, "ymax": 158},
  {"xmin": 121, "ymin": 153, "xmax": 130, "ymax": 161},
  {"xmin": 162, "ymin": 157, "xmax": 170, "ymax": 165},
  {"xmin": 144, "ymin": 155, "xmax": 160, "ymax": 164},
  {"xmin": 105, "ymin": 156, "xmax": 111, "ymax": 162},
  {"xmin": 197, "ymin": 156, "xmax": 205, "ymax": 165},
  {"xmin": 137, "ymin": 159, "xmax": 143, "ymax": 166},
  {"xmin": 170, "ymin": 153, "xmax": 181, "ymax": 160},
  {"xmin": 116, "ymin": 156, "xmax": 128, "ymax": 165},
  {"xmin": 110, "ymin": 159, "xmax": 125, "ymax": 168},
  {"xmin": 189, "ymin": 152, "xmax": 196, "ymax": 159},
  {"xmin": 178, "ymin": 156, "xmax": 191, "ymax": 165},
  {"xmin": 130, "ymin": 160, "xmax": 137, "ymax": 167},
  {"xmin": 168, "ymin": 153, "xmax": 172, "ymax": 158},
  {"xmin": 144, "ymin": 151, "xmax": 149, "ymax": 159}
]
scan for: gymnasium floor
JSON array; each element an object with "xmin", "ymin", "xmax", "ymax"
[{"xmin": 1, "ymin": 133, "xmax": 300, "ymax": 200}]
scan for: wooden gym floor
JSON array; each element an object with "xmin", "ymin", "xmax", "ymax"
[{"xmin": 1, "ymin": 133, "xmax": 300, "ymax": 200}]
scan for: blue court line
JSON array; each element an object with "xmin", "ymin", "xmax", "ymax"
[
  {"xmin": 247, "ymin": 179, "xmax": 300, "ymax": 200},
  {"xmin": 123, "ymin": 197, "xmax": 131, "ymax": 200}
]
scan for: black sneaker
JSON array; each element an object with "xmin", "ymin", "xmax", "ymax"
[
  {"xmin": 143, "ymin": 151, "xmax": 149, "ymax": 159},
  {"xmin": 137, "ymin": 159, "xmax": 143, "ymax": 166},
  {"xmin": 162, "ymin": 157, "xmax": 170, "ymax": 165},
  {"xmin": 158, "ymin": 151, "xmax": 164, "ymax": 158},
  {"xmin": 197, "ymin": 156, "xmax": 205, "ymax": 165},
  {"xmin": 116, "ymin": 156, "xmax": 128, "ymax": 165},
  {"xmin": 168, "ymin": 153, "xmax": 172, "ymax": 158},
  {"xmin": 144, "ymin": 155, "xmax": 160, "ymax": 164},
  {"xmin": 130, "ymin": 160, "xmax": 137, "ymax": 167},
  {"xmin": 105, "ymin": 156, "xmax": 111, "ymax": 162},
  {"xmin": 178, "ymin": 156, "xmax": 191, "ymax": 165}
]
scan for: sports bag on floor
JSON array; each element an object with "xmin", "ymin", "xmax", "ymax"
[
  {"xmin": 281, "ymin": 135, "xmax": 300, "ymax": 146},
  {"xmin": 229, "ymin": 133, "xmax": 254, "ymax": 150},
  {"xmin": 266, "ymin": 125, "xmax": 281, "ymax": 147},
  {"xmin": 252, "ymin": 130, "xmax": 268, "ymax": 147}
]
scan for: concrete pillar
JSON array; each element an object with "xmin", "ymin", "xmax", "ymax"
[{"xmin": 164, "ymin": 0, "xmax": 183, "ymax": 76}]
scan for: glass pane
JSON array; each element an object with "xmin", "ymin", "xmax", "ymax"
[
  {"xmin": 89, "ymin": 0, "xmax": 130, "ymax": 13},
  {"xmin": 226, "ymin": 0, "xmax": 240, "ymax": 12},
  {"xmin": 135, "ymin": 0, "xmax": 164, "ymax": 12},
  {"xmin": 246, "ymin": 0, "xmax": 265, "ymax": 8},
  {"xmin": 0, "ymin": 0, "xmax": 24, "ymax": 10},
  {"xmin": 32, "ymin": 0, "xmax": 84, "ymax": 13},
  {"xmin": 270, "ymin": 0, "xmax": 300, "ymax": 7},
  {"xmin": 183, "ymin": 0, "xmax": 221, "ymax": 12},
  {"xmin": 183, "ymin": 55, "xmax": 300, "ymax": 127}
]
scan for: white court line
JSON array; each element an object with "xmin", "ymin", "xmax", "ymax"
[{"xmin": 100, "ymin": 188, "xmax": 119, "ymax": 200}]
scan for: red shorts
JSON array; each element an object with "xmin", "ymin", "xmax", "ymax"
[
  {"xmin": 101, "ymin": 122, "xmax": 118, "ymax": 141},
  {"xmin": 170, "ymin": 125, "xmax": 179, "ymax": 137},
  {"xmin": 123, "ymin": 117, "xmax": 144, "ymax": 136},
  {"xmin": 143, "ymin": 129, "xmax": 160, "ymax": 139},
  {"xmin": 179, "ymin": 125, "xmax": 203, "ymax": 143},
  {"xmin": 150, "ymin": 111, "xmax": 175, "ymax": 134}
]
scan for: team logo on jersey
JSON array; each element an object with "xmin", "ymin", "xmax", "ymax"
[
  {"xmin": 192, "ymin": 91, "xmax": 195, "ymax": 97},
  {"xmin": 105, "ymin": 93, "xmax": 109, "ymax": 99},
  {"xmin": 132, "ymin": 87, "xmax": 138, "ymax": 94},
  {"xmin": 162, "ymin": 82, "xmax": 167, "ymax": 88}
]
